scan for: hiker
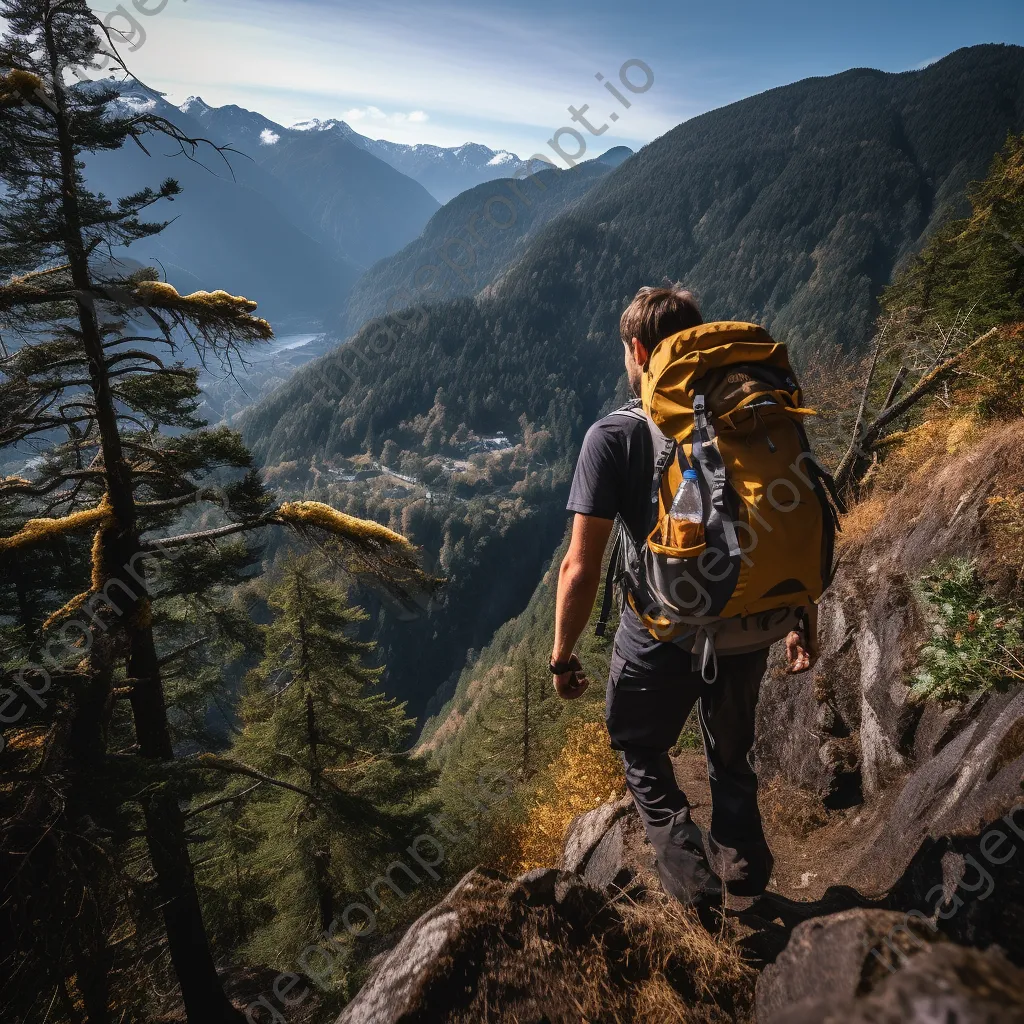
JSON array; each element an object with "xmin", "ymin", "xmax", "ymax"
[{"xmin": 549, "ymin": 286, "xmax": 841, "ymax": 909}]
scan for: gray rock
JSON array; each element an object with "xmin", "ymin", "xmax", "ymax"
[
  {"xmin": 335, "ymin": 867, "xmax": 507, "ymax": 1024},
  {"xmin": 583, "ymin": 815, "xmax": 629, "ymax": 889},
  {"xmin": 756, "ymin": 908, "xmax": 930, "ymax": 1024},
  {"xmin": 583, "ymin": 806, "xmax": 655, "ymax": 890},
  {"xmin": 758, "ymin": 906, "xmax": 1024, "ymax": 1024},
  {"xmin": 835, "ymin": 943, "xmax": 1024, "ymax": 1023},
  {"xmin": 336, "ymin": 866, "xmax": 623, "ymax": 1024},
  {"xmin": 558, "ymin": 793, "xmax": 632, "ymax": 873}
]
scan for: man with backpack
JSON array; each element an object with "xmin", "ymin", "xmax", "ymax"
[{"xmin": 549, "ymin": 286, "xmax": 840, "ymax": 910}]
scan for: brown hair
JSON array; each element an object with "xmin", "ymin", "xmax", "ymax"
[{"xmin": 619, "ymin": 285, "xmax": 703, "ymax": 352}]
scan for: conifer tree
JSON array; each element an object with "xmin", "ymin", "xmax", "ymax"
[
  {"xmin": 209, "ymin": 555, "xmax": 432, "ymax": 963},
  {"xmin": 0, "ymin": 4, "xmax": 431, "ymax": 1020}
]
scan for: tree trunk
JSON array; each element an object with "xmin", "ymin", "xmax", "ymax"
[
  {"xmin": 522, "ymin": 660, "xmax": 530, "ymax": 774},
  {"xmin": 42, "ymin": 10, "xmax": 243, "ymax": 1021},
  {"xmin": 127, "ymin": 558, "xmax": 245, "ymax": 1023}
]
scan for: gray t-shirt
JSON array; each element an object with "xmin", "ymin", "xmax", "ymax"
[{"xmin": 566, "ymin": 405, "xmax": 690, "ymax": 678}]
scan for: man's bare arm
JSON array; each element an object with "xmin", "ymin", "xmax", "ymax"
[{"xmin": 551, "ymin": 514, "xmax": 614, "ymax": 698}]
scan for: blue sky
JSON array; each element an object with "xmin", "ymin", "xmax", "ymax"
[{"xmin": 86, "ymin": 0, "xmax": 1023, "ymax": 155}]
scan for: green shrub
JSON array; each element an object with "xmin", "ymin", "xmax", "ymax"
[{"xmin": 913, "ymin": 558, "xmax": 1024, "ymax": 700}]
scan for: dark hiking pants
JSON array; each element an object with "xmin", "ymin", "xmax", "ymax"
[{"xmin": 605, "ymin": 647, "xmax": 773, "ymax": 903}]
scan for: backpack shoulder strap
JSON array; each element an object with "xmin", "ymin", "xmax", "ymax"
[
  {"xmin": 691, "ymin": 391, "xmax": 742, "ymax": 559},
  {"xmin": 595, "ymin": 517, "xmax": 623, "ymax": 639},
  {"xmin": 604, "ymin": 400, "xmax": 676, "ymax": 524},
  {"xmin": 593, "ymin": 406, "xmax": 675, "ymax": 640},
  {"xmin": 605, "ymin": 398, "xmax": 646, "ymax": 423}
]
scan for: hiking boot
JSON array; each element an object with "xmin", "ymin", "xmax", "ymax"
[{"xmin": 654, "ymin": 816, "xmax": 722, "ymax": 907}]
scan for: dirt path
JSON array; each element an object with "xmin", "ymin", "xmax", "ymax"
[{"xmin": 670, "ymin": 751, "xmax": 878, "ymax": 906}]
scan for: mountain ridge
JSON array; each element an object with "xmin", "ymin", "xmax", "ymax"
[{"xmin": 180, "ymin": 95, "xmax": 630, "ymax": 204}]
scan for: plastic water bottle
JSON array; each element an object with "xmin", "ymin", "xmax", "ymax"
[{"xmin": 669, "ymin": 469, "xmax": 703, "ymax": 522}]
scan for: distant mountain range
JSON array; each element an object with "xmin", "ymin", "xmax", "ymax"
[
  {"xmin": 180, "ymin": 97, "xmax": 441, "ymax": 268},
  {"xmin": 86, "ymin": 83, "xmax": 359, "ymax": 326},
  {"xmin": 82, "ymin": 82, "xmax": 632, "ymax": 330},
  {"xmin": 184, "ymin": 96, "xmax": 560, "ymax": 204}
]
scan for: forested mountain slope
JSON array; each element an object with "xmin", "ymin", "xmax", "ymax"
[
  {"xmin": 250, "ymin": 45, "xmax": 1024, "ymax": 464},
  {"xmin": 344, "ymin": 158, "xmax": 620, "ymax": 333},
  {"xmin": 242, "ymin": 44, "xmax": 1024, "ymax": 718}
]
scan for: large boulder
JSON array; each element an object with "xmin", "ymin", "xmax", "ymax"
[
  {"xmin": 753, "ymin": 423, "xmax": 1024, "ymax": 959},
  {"xmin": 756, "ymin": 908, "xmax": 939, "ymax": 1022},
  {"xmin": 559, "ymin": 792, "xmax": 656, "ymax": 892},
  {"xmin": 335, "ymin": 867, "xmax": 624, "ymax": 1024},
  {"xmin": 757, "ymin": 422, "xmax": 1024, "ymax": 813},
  {"xmin": 336, "ymin": 860, "xmax": 757, "ymax": 1023},
  {"xmin": 833, "ymin": 943, "xmax": 1024, "ymax": 1023},
  {"xmin": 335, "ymin": 868, "xmax": 509, "ymax": 1024},
  {"xmin": 757, "ymin": 906, "xmax": 1024, "ymax": 1023}
]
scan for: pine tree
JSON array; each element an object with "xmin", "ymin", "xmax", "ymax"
[
  {"xmin": 206, "ymin": 555, "xmax": 432, "ymax": 966},
  {"xmin": 0, "ymin": 5, "xmax": 431, "ymax": 1020}
]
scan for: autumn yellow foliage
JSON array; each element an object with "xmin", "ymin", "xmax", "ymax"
[
  {"xmin": 40, "ymin": 516, "xmax": 115, "ymax": 631},
  {"xmin": 870, "ymin": 413, "xmax": 979, "ymax": 492},
  {"xmin": 0, "ymin": 69, "xmax": 45, "ymax": 107},
  {"xmin": 514, "ymin": 720, "xmax": 624, "ymax": 872}
]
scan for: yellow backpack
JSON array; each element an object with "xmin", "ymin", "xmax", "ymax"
[{"xmin": 596, "ymin": 322, "xmax": 844, "ymax": 681}]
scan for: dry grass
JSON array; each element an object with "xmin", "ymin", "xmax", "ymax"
[
  {"xmin": 838, "ymin": 493, "xmax": 887, "ymax": 546},
  {"xmin": 513, "ymin": 721, "xmax": 625, "ymax": 872},
  {"xmin": 836, "ymin": 417, "xmax": 1024, "ymax": 574},
  {"xmin": 617, "ymin": 884, "xmax": 756, "ymax": 1018},
  {"xmin": 445, "ymin": 875, "xmax": 756, "ymax": 1024},
  {"xmin": 760, "ymin": 777, "xmax": 831, "ymax": 840},
  {"xmin": 986, "ymin": 491, "xmax": 1024, "ymax": 594},
  {"xmin": 869, "ymin": 412, "xmax": 980, "ymax": 495}
]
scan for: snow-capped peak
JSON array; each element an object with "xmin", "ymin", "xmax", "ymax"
[
  {"xmin": 291, "ymin": 117, "xmax": 344, "ymax": 133},
  {"xmin": 486, "ymin": 151, "xmax": 516, "ymax": 166},
  {"xmin": 180, "ymin": 95, "xmax": 211, "ymax": 115}
]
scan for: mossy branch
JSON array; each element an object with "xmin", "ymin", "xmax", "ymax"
[{"xmin": 0, "ymin": 494, "xmax": 112, "ymax": 553}]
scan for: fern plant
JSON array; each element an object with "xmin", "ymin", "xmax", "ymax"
[{"xmin": 913, "ymin": 558, "xmax": 1024, "ymax": 700}]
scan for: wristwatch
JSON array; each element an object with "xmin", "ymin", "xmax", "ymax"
[{"xmin": 549, "ymin": 655, "xmax": 581, "ymax": 675}]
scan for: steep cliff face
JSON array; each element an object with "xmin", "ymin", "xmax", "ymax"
[{"xmin": 756, "ymin": 417, "xmax": 1024, "ymax": 942}]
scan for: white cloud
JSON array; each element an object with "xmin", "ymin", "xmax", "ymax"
[
  {"xmin": 259, "ymin": 128, "xmax": 280, "ymax": 145},
  {"xmin": 342, "ymin": 106, "xmax": 430, "ymax": 126}
]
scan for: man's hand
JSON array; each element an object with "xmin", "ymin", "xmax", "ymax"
[
  {"xmin": 551, "ymin": 653, "xmax": 590, "ymax": 700},
  {"xmin": 785, "ymin": 628, "xmax": 818, "ymax": 674}
]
